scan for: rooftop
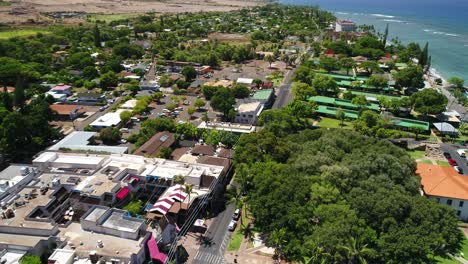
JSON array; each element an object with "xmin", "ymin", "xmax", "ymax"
[
  {"xmin": 49, "ymin": 131, "xmax": 128, "ymax": 154},
  {"xmin": 250, "ymin": 89, "xmax": 274, "ymax": 101},
  {"xmin": 237, "ymin": 78, "xmax": 254, "ymax": 85},
  {"xmin": 60, "ymin": 223, "xmax": 143, "ymax": 259},
  {"xmin": 120, "ymin": 99, "xmax": 138, "ymax": 110},
  {"xmin": 237, "ymin": 101, "xmax": 262, "ymax": 113},
  {"xmin": 417, "ymin": 163, "xmax": 468, "ymax": 200},
  {"xmin": 134, "ymin": 131, "xmax": 175, "ymax": 157},
  {"xmin": 198, "ymin": 121, "xmax": 256, "ymax": 133},
  {"xmin": 51, "ymin": 85, "xmax": 72, "ymax": 91},
  {"xmin": 90, "ymin": 112, "xmax": 121, "ymax": 128},
  {"xmin": 49, "ymin": 105, "xmax": 87, "ymax": 116}
]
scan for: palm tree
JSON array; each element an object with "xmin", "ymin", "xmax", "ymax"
[
  {"xmin": 339, "ymin": 236, "xmax": 376, "ymax": 264},
  {"xmin": 183, "ymin": 183, "xmax": 197, "ymax": 206},
  {"xmin": 173, "ymin": 175, "xmax": 185, "ymax": 185},
  {"xmin": 269, "ymin": 228, "xmax": 287, "ymax": 263},
  {"xmin": 225, "ymin": 186, "xmax": 244, "ymax": 225}
]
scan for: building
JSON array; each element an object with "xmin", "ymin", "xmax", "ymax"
[
  {"xmin": 133, "ymin": 132, "xmax": 175, "ymax": 157},
  {"xmin": 139, "ymin": 81, "xmax": 160, "ymax": 91},
  {"xmin": 77, "ymin": 92, "xmax": 104, "ymax": 104},
  {"xmin": 234, "ymin": 101, "xmax": 264, "ymax": 125},
  {"xmin": 433, "ymin": 122, "xmax": 459, "ymax": 136},
  {"xmin": 46, "ymin": 91, "xmax": 68, "ymax": 101},
  {"xmin": 250, "ymin": 89, "xmax": 274, "ymax": 107},
  {"xmin": 120, "ymin": 99, "xmax": 138, "ymax": 110},
  {"xmin": 236, "ymin": 78, "xmax": 254, "ymax": 86},
  {"xmin": 50, "ymin": 84, "xmax": 72, "ymax": 96},
  {"xmin": 48, "ymin": 249, "xmax": 75, "ymax": 264},
  {"xmin": 417, "ymin": 163, "xmax": 468, "ymax": 220},
  {"xmin": 49, "ymin": 104, "xmax": 86, "ymax": 121},
  {"xmin": 335, "ymin": 20, "xmax": 356, "ymax": 32},
  {"xmin": 90, "ymin": 112, "xmax": 121, "ymax": 129},
  {"xmin": 197, "ymin": 121, "xmax": 256, "ymax": 133},
  {"xmin": 48, "ymin": 131, "xmax": 128, "ymax": 154}
]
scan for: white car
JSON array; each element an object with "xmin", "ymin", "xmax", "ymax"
[
  {"xmin": 228, "ymin": 220, "xmax": 237, "ymax": 231},
  {"xmin": 162, "ymin": 109, "xmax": 171, "ymax": 113}
]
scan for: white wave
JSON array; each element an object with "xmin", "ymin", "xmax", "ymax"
[
  {"xmin": 430, "ymin": 31, "xmax": 460, "ymax": 37},
  {"xmin": 445, "ymin": 33, "xmax": 460, "ymax": 37},
  {"xmin": 383, "ymin": 19, "xmax": 406, "ymax": 23},
  {"xmin": 336, "ymin": 12, "xmax": 349, "ymax": 15},
  {"xmin": 423, "ymin": 29, "xmax": 433, "ymax": 32},
  {"xmin": 371, "ymin": 13, "xmax": 395, "ymax": 18}
]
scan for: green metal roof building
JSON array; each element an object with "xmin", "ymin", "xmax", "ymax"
[
  {"xmin": 309, "ymin": 96, "xmax": 380, "ymax": 111},
  {"xmin": 250, "ymin": 89, "xmax": 274, "ymax": 101},
  {"xmin": 391, "ymin": 117, "xmax": 430, "ymax": 131}
]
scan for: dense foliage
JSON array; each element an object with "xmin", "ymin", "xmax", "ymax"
[{"xmin": 235, "ymin": 115, "xmax": 462, "ymax": 263}]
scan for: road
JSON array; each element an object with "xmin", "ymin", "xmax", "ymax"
[
  {"xmin": 74, "ymin": 97, "xmax": 122, "ymax": 131},
  {"xmin": 439, "ymin": 86, "xmax": 468, "ymax": 121},
  {"xmin": 441, "ymin": 144, "xmax": 468, "ymax": 175},
  {"xmin": 192, "ymin": 203, "xmax": 235, "ymax": 264},
  {"xmin": 272, "ymin": 67, "xmax": 296, "ymax": 109}
]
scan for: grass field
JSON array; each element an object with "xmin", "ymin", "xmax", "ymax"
[
  {"xmin": 87, "ymin": 13, "xmax": 141, "ymax": 23},
  {"xmin": 437, "ymin": 160, "xmax": 450, "ymax": 166},
  {"xmin": 318, "ymin": 117, "xmax": 353, "ymax": 130},
  {"xmin": 0, "ymin": 29, "xmax": 51, "ymax": 40},
  {"xmin": 407, "ymin": 150, "xmax": 426, "ymax": 160},
  {"xmin": 436, "ymin": 256, "xmax": 460, "ymax": 264},
  {"xmin": 0, "ymin": 0, "xmax": 10, "ymax": 6}
]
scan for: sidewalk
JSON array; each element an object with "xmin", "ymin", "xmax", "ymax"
[{"xmin": 179, "ymin": 218, "xmax": 213, "ymax": 264}]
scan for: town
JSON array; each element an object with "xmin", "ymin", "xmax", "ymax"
[{"xmin": 0, "ymin": 2, "xmax": 467, "ymax": 264}]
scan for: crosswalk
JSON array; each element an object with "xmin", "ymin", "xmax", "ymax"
[{"xmin": 193, "ymin": 251, "xmax": 226, "ymax": 264}]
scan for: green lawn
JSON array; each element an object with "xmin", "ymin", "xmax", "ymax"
[
  {"xmin": 318, "ymin": 117, "xmax": 353, "ymax": 130},
  {"xmin": 227, "ymin": 229, "xmax": 243, "ymax": 251},
  {"xmin": 87, "ymin": 13, "xmax": 141, "ymax": 23},
  {"xmin": 436, "ymin": 256, "xmax": 461, "ymax": 264},
  {"xmin": 420, "ymin": 159, "xmax": 434, "ymax": 164},
  {"xmin": 0, "ymin": 29, "xmax": 51, "ymax": 40},
  {"xmin": 461, "ymin": 237, "xmax": 468, "ymax": 261},
  {"xmin": 437, "ymin": 160, "xmax": 450, "ymax": 166},
  {"xmin": 407, "ymin": 150, "xmax": 426, "ymax": 160},
  {"xmin": 0, "ymin": 0, "xmax": 11, "ymax": 6}
]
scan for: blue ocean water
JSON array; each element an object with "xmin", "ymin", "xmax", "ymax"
[{"xmin": 279, "ymin": 0, "xmax": 468, "ymax": 81}]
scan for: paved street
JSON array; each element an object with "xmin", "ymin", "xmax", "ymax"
[
  {"xmin": 272, "ymin": 68, "xmax": 296, "ymax": 109},
  {"xmin": 192, "ymin": 203, "xmax": 235, "ymax": 264},
  {"xmin": 438, "ymin": 86, "xmax": 467, "ymax": 121},
  {"xmin": 441, "ymin": 144, "xmax": 468, "ymax": 175},
  {"xmin": 74, "ymin": 98, "xmax": 122, "ymax": 131}
]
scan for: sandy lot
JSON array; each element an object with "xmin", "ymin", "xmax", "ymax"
[{"xmin": 0, "ymin": 0, "xmax": 263, "ymax": 24}]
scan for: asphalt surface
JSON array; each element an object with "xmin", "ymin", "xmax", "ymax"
[
  {"xmin": 441, "ymin": 144, "xmax": 468, "ymax": 175},
  {"xmin": 192, "ymin": 203, "xmax": 235, "ymax": 264},
  {"xmin": 74, "ymin": 97, "xmax": 122, "ymax": 130},
  {"xmin": 272, "ymin": 67, "xmax": 296, "ymax": 109}
]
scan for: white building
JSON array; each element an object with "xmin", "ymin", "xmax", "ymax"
[
  {"xmin": 417, "ymin": 163, "xmax": 468, "ymax": 220},
  {"xmin": 48, "ymin": 249, "xmax": 75, "ymax": 264},
  {"xmin": 335, "ymin": 20, "xmax": 356, "ymax": 32},
  {"xmin": 234, "ymin": 101, "xmax": 264, "ymax": 125},
  {"xmin": 48, "ymin": 131, "xmax": 128, "ymax": 154},
  {"xmin": 120, "ymin": 99, "xmax": 137, "ymax": 110},
  {"xmin": 90, "ymin": 112, "xmax": 121, "ymax": 129}
]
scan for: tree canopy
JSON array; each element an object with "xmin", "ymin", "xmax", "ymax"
[{"xmin": 234, "ymin": 128, "xmax": 463, "ymax": 263}]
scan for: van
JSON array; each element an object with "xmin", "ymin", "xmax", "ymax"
[
  {"xmin": 119, "ymin": 128, "xmax": 129, "ymax": 133},
  {"xmin": 457, "ymin": 149, "xmax": 466, "ymax": 158},
  {"xmin": 131, "ymin": 117, "xmax": 140, "ymax": 123}
]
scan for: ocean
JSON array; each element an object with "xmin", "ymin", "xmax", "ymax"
[{"xmin": 279, "ymin": 0, "xmax": 468, "ymax": 81}]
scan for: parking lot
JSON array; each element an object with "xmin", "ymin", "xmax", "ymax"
[
  {"xmin": 210, "ymin": 60, "xmax": 287, "ymax": 82},
  {"xmin": 441, "ymin": 144, "xmax": 468, "ymax": 175}
]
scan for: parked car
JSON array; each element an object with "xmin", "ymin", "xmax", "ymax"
[
  {"xmin": 457, "ymin": 149, "xmax": 466, "ymax": 158},
  {"xmin": 162, "ymin": 109, "xmax": 171, "ymax": 113},
  {"xmin": 455, "ymin": 166, "xmax": 463, "ymax": 174},
  {"xmin": 448, "ymin": 158, "xmax": 458, "ymax": 166},
  {"xmin": 232, "ymin": 209, "xmax": 241, "ymax": 220},
  {"xmin": 228, "ymin": 220, "xmax": 237, "ymax": 231},
  {"xmin": 119, "ymin": 128, "xmax": 129, "ymax": 133},
  {"xmin": 119, "ymin": 139, "xmax": 127, "ymax": 144},
  {"xmin": 443, "ymin": 152, "xmax": 452, "ymax": 159},
  {"xmin": 175, "ymin": 107, "xmax": 183, "ymax": 111},
  {"xmin": 131, "ymin": 117, "xmax": 141, "ymax": 123}
]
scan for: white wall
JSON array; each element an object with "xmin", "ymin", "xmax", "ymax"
[{"xmin": 430, "ymin": 195, "xmax": 468, "ymax": 220}]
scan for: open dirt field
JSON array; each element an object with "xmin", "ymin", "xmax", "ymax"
[{"xmin": 0, "ymin": 0, "xmax": 263, "ymax": 24}]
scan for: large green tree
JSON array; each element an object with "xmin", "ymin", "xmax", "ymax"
[
  {"xmin": 210, "ymin": 87, "xmax": 235, "ymax": 118},
  {"xmin": 410, "ymin": 89, "xmax": 448, "ymax": 116}
]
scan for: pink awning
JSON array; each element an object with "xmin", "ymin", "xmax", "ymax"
[
  {"xmin": 116, "ymin": 187, "xmax": 130, "ymax": 200},
  {"xmin": 147, "ymin": 235, "xmax": 167, "ymax": 263},
  {"xmin": 150, "ymin": 198, "xmax": 175, "ymax": 214},
  {"xmin": 169, "ymin": 192, "xmax": 187, "ymax": 202}
]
